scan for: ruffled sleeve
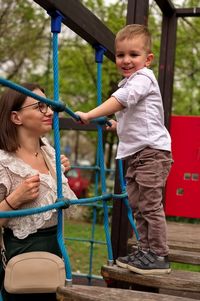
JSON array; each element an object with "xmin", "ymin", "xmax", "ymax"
[{"xmin": 0, "ymin": 152, "xmax": 12, "ymax": 201}]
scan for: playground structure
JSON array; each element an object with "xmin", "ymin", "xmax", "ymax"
[
  {"xmin": 0, "ymin": 0, "xmax": 200, "ymax": 300},
  {"xmin": 34, "ymin": 0, "xmax": 200, "ymax": 257}
]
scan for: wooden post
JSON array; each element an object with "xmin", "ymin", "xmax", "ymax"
[
  {"xmin": 158, "ymin": 13, "xmax": 177, "ymax": 130},
  {"xmin": 127, "ymin": 0, "xmax": 149, "ymax": 25}
]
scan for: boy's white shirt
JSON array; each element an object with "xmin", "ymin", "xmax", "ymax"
[{"xmin": 112, "ymin": 67, "xmax": 171, "ymax": 159}]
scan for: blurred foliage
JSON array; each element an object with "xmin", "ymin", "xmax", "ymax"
[
  {"xmin": 167, "ymin": 216, "xmax": 200, "ymax": 224},
  {"xmin": 1, "ymin": 0, "xmax": 200, "ymax": 114},
  {"xmin": 1, "ymin": 0, "xmax": 200, "ymax": 161},
  {"xmin": 0, "ymin": 0, "xmax": 50, "ymax": 85}
]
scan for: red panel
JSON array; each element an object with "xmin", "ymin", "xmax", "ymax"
[{"xmin": 165, "ymin": 116, "xmax": 200, "ymax": 218}]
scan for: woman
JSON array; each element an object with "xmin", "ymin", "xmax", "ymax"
[{"xmin": 0, "ymin": 83, "xmax": 77, "ymax": 300}]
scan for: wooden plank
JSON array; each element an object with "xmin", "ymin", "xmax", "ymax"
[
  {"xmin": 34, "ymin": 0, "xmax": 115, "ymax": 61},
  {"xmin": 57, "ymin": 285, "xmax": 194, "ymax": 301},
  {"xmin": 158, "ymin": 14, "xmax": 177, "ymax": 129},
  {"xmin": 111, "ymin": 161, "xmax": 130, "ymax": 260},
  {"xmin": 128, "ymin": 222, "xmax": 200, "ymax": 265},
  {"xmin": 169, "ymin": 249, "xmax": 200, "ymax": 265},
  {"xmin": 101, "ymin": 265, "xmax": 200, "ymax": 293},
  {"xmin": 129, "ymin": 245, "xmax": 200, "ymax": 265},
  {"xmin": 160, "ymin": 288, "xmax": 200, "ymax": 300},
  {"xmin": 166, "ymin": 222, "xmax": 200, "ymax": 252},
  {"xmin": 176, "ymin": 8, "xmax": 200, "ymax": 17},
  {"xmin": 154, "ymin": 0, "xmax": 175, "ymax": 16},
  {"xmin": 168, "ymin": 241, "xmax": 200, "ymax": 253},
  {"xmin": 126, "ymin": 0, "xmax": 149, "ymax": 25}
]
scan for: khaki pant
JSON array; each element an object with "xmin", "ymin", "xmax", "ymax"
[{"xmin": 125, "ymin": 147, "xmax": 173, "ymax": 256}]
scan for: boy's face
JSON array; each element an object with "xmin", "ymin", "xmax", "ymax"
[{"xmin": 115, "ymin": 36, "xmax": 153, "ymax": 78}]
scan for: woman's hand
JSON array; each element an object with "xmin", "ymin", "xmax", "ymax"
[
  {"xmin": 0, "ymin": 175, "xmax": 40, "ymax": 224},
  {"xmin": 7, "ymin": 175, "xmax": 41, "ymax": 209},
  {"xmin": 61, "ymin": 155, "xmax": 71, "ymax": 172}
]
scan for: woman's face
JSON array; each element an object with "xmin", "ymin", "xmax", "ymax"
[{"xmin": 11, "ymin": 89, "xmax": 53, "ymax": 137}]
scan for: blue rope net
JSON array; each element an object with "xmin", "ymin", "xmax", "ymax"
[{"xmin": 0, "ymin": 9, "xmax": 139, "ymax": 292}]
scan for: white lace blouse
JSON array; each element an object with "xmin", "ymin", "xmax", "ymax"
[{"xmin": 0, "ymin": 138, "xmax": 77, "ymax": 239}]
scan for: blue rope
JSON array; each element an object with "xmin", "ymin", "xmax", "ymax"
[
  {"xmin": 0, "ymin": 77, "xmax": 66, "ymax": 112},
  {"xmin": 51, "ymin": 12, "xmax": 73, "ymax": 282},
  {"xmin": 98, "ymin": 125, "xmax": 113, "ymax": 263},
  {"xmin": 0, "ymin": 193, "xmax": 129, "ymax": 219},
  {"xmin": 88, "ymin": 206, "xmax": 97, "ymax": 284},
  {"xmin": 95, "ymin": 46, "xmax": 113, "ymax": 264}
]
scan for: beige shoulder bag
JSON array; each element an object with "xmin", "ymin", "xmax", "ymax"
[{"xmin": 4, "ymin": 251, "xmax": 66, "ymax": 293}]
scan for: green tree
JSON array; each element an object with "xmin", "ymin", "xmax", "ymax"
[
  {"xmin": 0, "ymin": 0, "xmax": 50, "ymax": 83},
  {"xmin": 1, "ymin": 0, "xmax": 200, "ymax": 162}
]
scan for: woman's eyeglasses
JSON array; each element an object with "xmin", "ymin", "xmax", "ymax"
[{"xmin": 17, "ymin": 102, "xmax": 53, "ymax": 114}]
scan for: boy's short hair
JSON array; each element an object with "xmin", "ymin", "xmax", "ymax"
[{"xmin": 115, "ymin": 24, "xmax": 152, "ymax": 53}]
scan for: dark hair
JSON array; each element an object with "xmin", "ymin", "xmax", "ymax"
[{"xmin": 0, "ymin": 82, "xmax": 44, "ymax": 152}]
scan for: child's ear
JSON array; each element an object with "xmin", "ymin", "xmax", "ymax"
[
  {"xmin": 145, "ymin": 53, "xmax": 154, "ymax": 67},
  {"xmin": 10, "ymin": 111, "xmax": 23, "ymax": 125}
]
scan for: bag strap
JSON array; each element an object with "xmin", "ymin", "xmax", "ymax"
[
  {"xmin": 41, "ymin": 148, "xmax": 57, "ymax": 180},
  {"xmin": 40, "ymin": 148, "xmax": 65, "ymax": 234},
  {"xmin": 1, "ymin": 229, "xmax": 8, "ymax": 269}
]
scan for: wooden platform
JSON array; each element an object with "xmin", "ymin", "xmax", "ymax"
[
  {"xmin": 166, "ymin": 221, "xmax": 200, "ymax": 252},
  {"xmin": 101, "ymin": 264, "xmax": 200, "ymax": 292},
  {"xmin": 129, "ymin": 245, "xmax": 200, "ymax": 265},
  {"xmin": 57, "ymin": 222, "xmax": 200, "ymax": 300},
  {"xmin": 169, "ymin": 248, "xmax": 200, "ymax": 265},
  {"xmin": 102, "ymin": 221, "xmax": 200, "ymax": 299},
  {"xmin": 129, "ymin": 221, "xmax": 200, "ymax": 251},
  {"xmin": 56, "ymin": 284, "xmax": 194, "ymax": 301},
  {"xmin": 128, "ymin": 222, "xmax": 200, "ymax": 265}
]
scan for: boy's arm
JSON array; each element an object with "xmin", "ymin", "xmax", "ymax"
[{"xmin": 76, "ymin": 96, "xmax": 124, "ymax": 124}]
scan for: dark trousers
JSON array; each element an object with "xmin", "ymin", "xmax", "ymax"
[
  {"xmin": 1, "ymin": 226, "xmax": 62, "ymax": 301},
  {"xmin": 126, "ymin": 147, "xmax": 173, "ymax": 256}
]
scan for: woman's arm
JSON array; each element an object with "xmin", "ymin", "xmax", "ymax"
[{"xmin": 0, "ymin": 174, "xmax": 41, "ymax": 226}]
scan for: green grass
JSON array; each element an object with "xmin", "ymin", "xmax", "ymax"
[
  {"xmin": 172, "ymin": 262, "xmax": 200, "ymax": 272},
  {"xmin": 64, "ymin": 220, "xmax": 200, "ymax": 276},
  {"xmin": 64, "ymin": 220, "xmax": 108, "ymax": 276}
]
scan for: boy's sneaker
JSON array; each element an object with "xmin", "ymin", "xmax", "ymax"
[
  {"xmin": 116, "ymin": 249, "xmax": 145, "ymax": 269},
  {"xmin": 127, "ymin": 250, "xmax": 171, "ymax": 275}
]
